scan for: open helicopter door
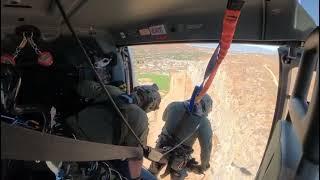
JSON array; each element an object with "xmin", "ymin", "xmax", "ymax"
[{"xmin": 256, "ymin": 27, "xmax": 319, "ymax": 180}]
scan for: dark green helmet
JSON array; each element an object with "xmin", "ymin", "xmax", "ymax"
[
  {"xmin": 133, "ymin": 83, "xmax": 161, "ymax": 113},
  {"xmin": 199, "ymin": 94, "xmax": 213, "ymax": 116}
]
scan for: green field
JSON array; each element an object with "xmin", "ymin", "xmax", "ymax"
[{"xmin": 137, "ymin": 73, "xmax": 170, "ymax": 93}]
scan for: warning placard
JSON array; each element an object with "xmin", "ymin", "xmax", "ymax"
[
  {"xmin": 139, "ymin": 28, "xmax": 151, "ymax": 36},
  {"xmin": 149, "ymin": 25, "xmax": 167, "ymax": 35}
]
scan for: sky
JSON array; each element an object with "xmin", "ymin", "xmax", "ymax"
[
  {"xmin": 190, "ymin": 43, "xmax": 279, "ymax": 55},
  {"xmin": 298, "ymin": 0, "xmax": 319, "ymax": 25}
]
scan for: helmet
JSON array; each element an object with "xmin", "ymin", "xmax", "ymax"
[
  {"xmin": 199, "ymin": 94, "xmax": 213, "ymax": 116},
  {"xmin": 133, "ymin": 84, "xmax": 161, "ymax": 113}
]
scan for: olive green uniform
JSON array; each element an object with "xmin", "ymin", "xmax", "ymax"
[
  {"xmin": 66, "ymin": 80, "xmax": 149, "ymax": 146},
  {"xmin": 149, "ymin": 101, "xmax": 212, "ymax": 179}
]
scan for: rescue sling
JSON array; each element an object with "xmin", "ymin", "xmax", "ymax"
[{"xmin": 189, "ymin": 0, "xmax": 245, "ymax": 111}]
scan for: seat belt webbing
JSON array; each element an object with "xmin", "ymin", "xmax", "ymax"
[{"xmin": 1, "ymin": 122, "xmax": 143, "ymax": 161}]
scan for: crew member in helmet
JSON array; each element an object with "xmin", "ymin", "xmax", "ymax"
[
  {"xmin": 62, "ymin": 80, "xmax": 161, "ymax": 180},
  {"xmin": 148, "ymin": 94, "xmax": 213, "ymax": 180}
]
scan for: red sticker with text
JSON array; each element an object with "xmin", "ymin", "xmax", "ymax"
[{"xmin": 149, "ymin": 25, "xmax": 167, "ymax": 35}]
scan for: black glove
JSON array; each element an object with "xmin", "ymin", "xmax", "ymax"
[
  {"xmin": 189, "ymin": 165, "xmax": 204, "ymax": 175},
  {"xmin": 189, "ymin": 163, "xmax": 210, "ymax": 175},
  {"xmin": 186, "ymin": 158, "xmax": 202, "ymax": 174},
  {"xmin": 186, "ymin": 158, "xmax": 199, "ymax": 167}
]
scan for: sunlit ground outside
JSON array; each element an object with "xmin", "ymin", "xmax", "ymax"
[{"xmin": 130, "ymin": 43, "xmax": 279, "ymax": 180}]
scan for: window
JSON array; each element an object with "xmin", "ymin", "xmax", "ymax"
[
  {"xmin": 129, "ymin": 43, "xmax": 279, "ymax": 179},
  {"xmin": 298, "ymin": 0, "xmax": 319, "ymax": 25}
]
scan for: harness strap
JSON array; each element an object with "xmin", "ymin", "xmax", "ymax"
[{"xmin": 1, "ymin": 122, "xmax": 143, "ymax": 161}]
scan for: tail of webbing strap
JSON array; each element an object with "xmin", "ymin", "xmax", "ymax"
[{"xmin": 194, "ymin": 0, "xmax": 245, "ymax": 103}]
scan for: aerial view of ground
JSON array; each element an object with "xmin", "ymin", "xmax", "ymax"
[{"xmin": 130, "ymin": 43, "xmax": 279, "ymax": 180}]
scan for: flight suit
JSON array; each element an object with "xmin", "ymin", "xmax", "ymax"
[
  {"xmin": 149, "ymin": 101, "xmax": 212, "ymax": 179},
  {"xmin": 59, "ymin": 80, "xmax": 151, "ymax": 179},
  {"xmin": 65, "ymin": 80, "xmax": 149, "ymax": 146}
]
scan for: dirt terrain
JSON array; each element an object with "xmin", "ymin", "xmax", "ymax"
[
  {"xmin": 131, "ymin": 44, "xmax": 279, "ymax": 180},
  {"xmin": 205, "ymin": 53, "xmax": 278, "ymax": 180}
]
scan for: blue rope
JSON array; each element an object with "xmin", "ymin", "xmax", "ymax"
[
  {"xmin": 1, "ymin": 114, "xmax": 21, "ymax": 125},
  {"xmin": 1, "ymin": 114, "xmax": 31, "ymax": 128},
  {"xmin": 56, "ymin": 169, "xmax": 65, "ymax": 180},
  {"xmin": 188, "ymin": 85, "xmax": 203, "ymax": 112}
]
